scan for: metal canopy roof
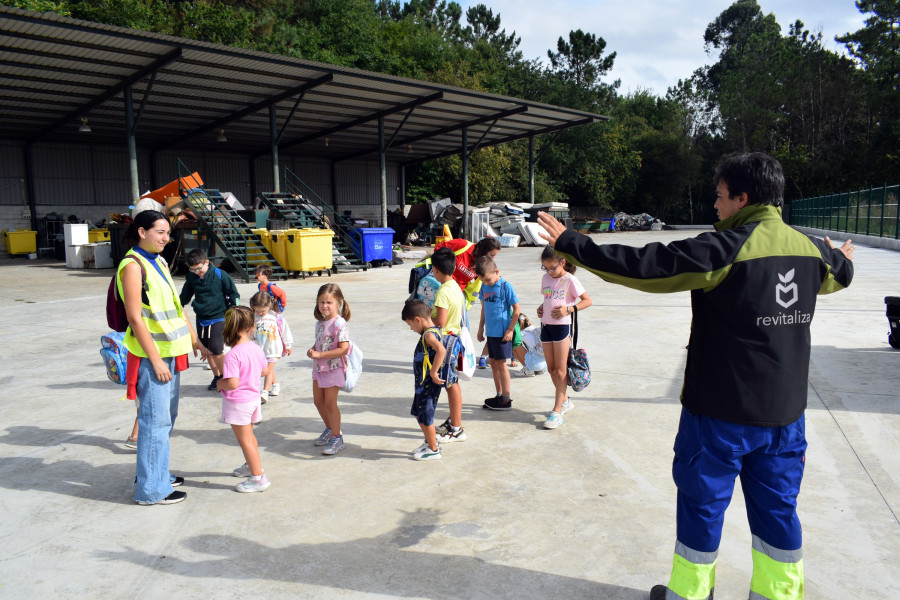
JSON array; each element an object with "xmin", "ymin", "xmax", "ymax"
[{"xmin": 0, "ymin": 7, "xmax": 608, "ymax": 165}]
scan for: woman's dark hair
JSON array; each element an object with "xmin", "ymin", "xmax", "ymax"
[
  {"xmin": 122, "ymin": 210, "xmax": 168, "ymax": 248},
  {"xmin": 472, "ymin": 237, "xmax": 501, "ymax": 260},
  {"xmin": 541, "ymin": 245, "xmax": 576, "ymax": 274},
  {"xmin": 223, "ymin": 306, "xmax": 255, "ymax": 347}
]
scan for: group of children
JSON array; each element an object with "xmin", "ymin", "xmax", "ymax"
[{"xmin": 148, "ymin": 241, "xmax": 591, "ymax": 489}]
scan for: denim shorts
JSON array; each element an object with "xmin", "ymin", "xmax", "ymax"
[
  {"xmin": 486, "ymin": 336, "xmax": 512, "ymax": 360},
  {"xmin": 411, "ymin": 383, "xmax": 441, "ymax": 426},
  {"xmin": 540, "ymin": 323, "xmax": 571, "ymax": 343}
]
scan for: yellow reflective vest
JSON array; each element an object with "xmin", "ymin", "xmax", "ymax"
[{"xmin": 116, "ymin": 249, "xmax": 192, "ymax": 358}]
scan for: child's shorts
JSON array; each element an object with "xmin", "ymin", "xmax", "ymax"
[
  {"xmin": 197, "ymin": 320, "xmax": 225, "ymax": 355},
  {"xmin": 313, "ymin": 368, "xmax": 346, "ymax": 389},
  {"xmin": 486, "ymin": 336, "xmax": 512, "ymax": 360},
  {"xmin": 411, "ymin": 383, "xmax": 441, "ymax": 426},
  {"xmin": 541, "ymin": 323, "xmax": 571, "ymax": 343},
  {"xmin": 221, "ymin": 398, "xmax": 262, "ymax": 426}
]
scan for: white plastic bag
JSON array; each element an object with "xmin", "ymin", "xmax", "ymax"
[
  {"xmin": 342, "ymin": 341, "xmax": 363, "ymax": 392},
  {"xmin": 457, "ymin": 311, "xmax": 477, "ymax": 381}
]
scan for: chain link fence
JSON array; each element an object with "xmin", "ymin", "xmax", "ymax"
[{"xmin": 790, "ymin": 184, "xmax": 900, "ymax": 238}]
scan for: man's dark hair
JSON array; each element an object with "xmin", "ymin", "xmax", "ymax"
[
  {"xmin": 185, "ymin": 248, "xmax": 207, "ymax": 266},
  {"xmin": 431, "ymin": 247, "xmax": 457, "ymax": 277},
  {"xmin": 714, "ymin": 152, "xmax": 784, "ymax": 208},
  {"xmin": 402, "ymin": 299, "xmax": 432, "ymax": 321}
]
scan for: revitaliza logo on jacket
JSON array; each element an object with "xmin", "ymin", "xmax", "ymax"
[{"xmin": 757, "ymin": 268, "xmax": 812, "ymax": 327}]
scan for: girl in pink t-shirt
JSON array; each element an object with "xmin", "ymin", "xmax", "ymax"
[
  {"xmin": 217, "ymin": 306, "xmax": 272, "ymax": 493},
  {"xmin": 307, "ymin": 283, "xmax": 351, "ymax": 456},
  {"xmin": 536, "ymin": 246, "xmax": 592, "ymax": 430}
]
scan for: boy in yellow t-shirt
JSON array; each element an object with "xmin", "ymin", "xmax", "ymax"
[{"xmin": 430, "ymin": 247, "xmax": 467, "ymax": 443}]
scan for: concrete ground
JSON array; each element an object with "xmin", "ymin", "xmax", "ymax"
[{"xmin": 0, "ymin": 228, "xmax": 897, "ymax": 600}]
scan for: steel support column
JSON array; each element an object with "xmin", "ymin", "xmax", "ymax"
[
  {"xmin": 379, "ymin": 115, "xmax": 387, "ymax": 228},
  {"xmin": 529, "ymin": 135, "xmax": 535, "ymax": 204},
  {"xmin": 270, "ymin": 105, "xmax": 280, "ymax": 193},
  {"xmin": 23, "ymin": 145, "xmax": 37, "ymax": 232},
  {"xmin": 462, "ymin": 127, "xmax": 469, "ymax": 239},
  {"xmin": 400, "ymin": 165, "xmax": 406, "ymax": 211},
  {"xmin": 124, "ymin": 86, "xmax": 140, "ymax": 203}
]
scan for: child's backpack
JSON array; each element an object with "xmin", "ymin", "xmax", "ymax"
[
  {"xmin": 100, "ymin": 331, "xmax": 128, "ymax": 385},
  {"xmin": 265, "ymin": 282, "xmax": 284, "ymax": 312},
  {"xmin": 341, "ymin": 341, "xmax": 364, "ymax": 393},
  {"xmin": 421, "ymin": 326, "xmax": 462, "ymax": 388},
  {"xmin": 566, "ymin": 311, "xmax": 591, "ymax": 392},
  {"xmin": 106, "ymin": 256, "xmax": 148, "ymax": 332},
  {"xmin": 408, "ymin": 264, "xmax": 442, "ymax": 307}
]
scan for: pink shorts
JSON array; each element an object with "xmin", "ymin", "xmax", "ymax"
[
  {"xmin": 312, "ymin": 368, "xmax": 345, "ymax": 389},
  {"xmin": 220, "ymin": 398, "xmax": 262, "ymax": 426}
]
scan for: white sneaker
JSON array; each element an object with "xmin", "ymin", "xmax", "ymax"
[
  {"xmin": 514, "ymin": 368, "xmax": 535, "ymax": 378},
  {"xmin": 232, "ymin": 463, "xmax": 256, "ymax": 477},
  {"xmin": 543, "ymin": 411, "xmax": 563, "ymax": 429},
  {"xmin": 270, "ymin": 382, "xmax": 280, "ymax": 396},
  {"xmin": 412, "ymin": 441, "xmax": 430, "ymax": 456},
  {"xmin": 260, "ymin": 390, "xmax": 269, "ymax": 404},
  {"xmin": 436, "ymin": 427, "xmax": 467, "ymax": 443},
  {"xmin": 560, "ymin": 399, "xmax": 574, "ymax": 415},
  {"xmin": 413, "ymin": 444, "xmax": 442, "ymax": 461},
  {"xmin": 235, "ymin": 474, "xmax": 271, "ymax": 493}
]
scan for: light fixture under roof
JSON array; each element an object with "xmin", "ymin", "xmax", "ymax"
[
  {"xmin": 78, "ymin": 117, "xmax": 91, "ymax": 133},
  {"xmin": 324, "ymin": 137, "xmax": 329, "ymax": 147},
  {"xmin": 406, "ymin": 144, "xmax": 413, "ymax": 153},
  {"xmin": 216, "ymin": 128, "xmax": 227, "ymax": 142}
]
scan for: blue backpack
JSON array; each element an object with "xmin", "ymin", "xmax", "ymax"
[
  {"xmin": 100, "ymin": 331, "xmax": 128, "ymax": 385},
  {"xmin": 566, "ymin": 311, "xmax": 591, "ymax": 392}
]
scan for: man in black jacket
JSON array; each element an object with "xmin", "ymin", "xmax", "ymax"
[{"xmin": 538, "ymin": 152, "xmax": 854, "ymax": 600}]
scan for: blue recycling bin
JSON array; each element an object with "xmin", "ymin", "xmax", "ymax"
[{"xmin": 349, "ymin": 227, "xmax": 395, "ymax": 262}]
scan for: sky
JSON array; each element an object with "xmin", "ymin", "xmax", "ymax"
[{"xmin": 457, "ymin": 0, "xmax": 867, "ymax": 96}]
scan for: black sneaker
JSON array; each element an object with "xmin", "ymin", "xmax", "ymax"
[
  {"xmin": 136, "ymin": 490, "xmax": 187, "ymax": 505},
  {"xmin": 435, "ymin": 417, "xmax": 452, "ymax": 436},
  {"xmin": 484, "ymin": 394, "xmax": 501, "ymax": 404},
  {"xmin": 650, "ymin": 585, "xmax": 668, "ymax": 600},
  {"xmin": 208, "ymin": 375, "xmax": 222, "ymax": 391},
  {"xmin": 483, "ymin": 396, "xmax": 513, "ymax": 411},
  {"xmin": 171, "ymin": 476, "xmax": 184, "ymax": 487}
]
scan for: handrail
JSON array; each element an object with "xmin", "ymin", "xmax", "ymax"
[{"xmin": 282, "ymin": 167, "xmax": 360, "ymax": 252}]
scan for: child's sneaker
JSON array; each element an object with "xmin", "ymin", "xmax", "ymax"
[
  {"xmin": 560, "ymin": 399, "xmax": 575, "ymax": 415},
  {"xmin": 269, "ymin": 382, "xmax": 280, "ymax": 396},
  {"xmin": 322, "ymin": 435, "xmax": 345, "ymax": 455},
  {"xmin": 413, "ymin": 444, "xmax": 442, "ymax": 461},
  {"xmin": 314, "ymin": 428, "xmax": 332, "ymax": 446},
  {"xmin": 543, "ymin": 411, "xmax": 563, "ymax": 429},
  {"xmin": 412, "ymin": 441, "xmax": 430, "ymax": 456},
  {"xmin": 435, "ymin": 418, "xmax": 452, "ymax": 437},
  {"xmin": 477, "ymin": 355, "xmax": 488, "ymax": 369},
  {"xmin": 483, "ymin": 396, "xmax": 513, "ymax": 411},
  {"xmin": 232, "ymin": 462, "xmax": 253, "ymax": 477},
  {"xmin": 207, "ymin": 375, "xmax": 221, "ymax": 391},
  {"xmin": 436, "ymin": 426, "xmax": 467, "ymax": 443},
  {"xmin": 260, "ymin": 390, "xmax": 268, "ymax": 405},
  {"xmin": 514, "ymin": 368, "xmax": 535, "ymax": 378},
  {"xmin": 123, "ymin": 436, "xmax": 138, "ymax": 450},
  {"xmin": 234, "ymin": 474, "xmax": 271, "ymax": 493}
]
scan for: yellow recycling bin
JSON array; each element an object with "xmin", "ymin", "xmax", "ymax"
[
  {"xmin": 88, "ymin": 228, "xmax": 110, "ymax": 243},
  {"xmin": 267, "ymin": 230, "xmax": 290, "ymax": 271},
  {"xmin": 2, "ymin": 229, "xmax": 37, "ymax": 255},
  {"xmin": 251, "ymin": 228, "xmax": 271, "ymax": 252},
  {"xmin": 285, "ymin": 228, "xmax": 334, "ymax": 272}
]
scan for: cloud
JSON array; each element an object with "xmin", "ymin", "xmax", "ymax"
[{"xmin": 458, "ymin": 0, "xmax": 866, "ymax": 95}]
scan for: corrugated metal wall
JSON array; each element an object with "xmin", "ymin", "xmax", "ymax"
[{"xmin": 0, "ymin": 141, "xmax": 402, "ymax": 212}]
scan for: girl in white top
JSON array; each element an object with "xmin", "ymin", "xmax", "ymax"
[
  {"xmin": 249, "ymin": 291, "xmax": 293, "ymax": 404},
  {"xmin": 536, "ymin": 246, "xmax": 592, "ymax": 429}
]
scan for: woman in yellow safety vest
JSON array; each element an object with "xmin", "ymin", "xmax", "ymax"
[{"xmin": 118, "ymin": 209, "xmax": 209, "ymax": 505}]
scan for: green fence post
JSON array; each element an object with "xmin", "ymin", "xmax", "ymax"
[
  {"xmin": 866, "ymin": 186, "xmax": 872, "ymax": 236},
  {"xmin": 855, "ymin": 188, "xmax": 861, "ymax": 235},
  {"xmin": 893, "ymin": 184, "xmax": 899, "ymax": 239},
  {"xmin": 880, "ymin": 183, "xmax": 887, "ymax": 237}
]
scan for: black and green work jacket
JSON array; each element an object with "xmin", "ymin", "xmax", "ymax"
[{"xmin": 554, "ymin": 204, "xmax": 854, "ymax": 427}]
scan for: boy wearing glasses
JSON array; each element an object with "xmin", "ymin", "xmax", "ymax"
[{"xmin": 180, "ymin": 248, "xmax": 240, "ymax": 390}]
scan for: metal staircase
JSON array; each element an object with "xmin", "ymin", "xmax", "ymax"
[
  {"xmin": 177, "ymin": 160, "xmax": 286, "ymax": 283},
  {"xmin": 257, "ymin": 168, "xmax": 368, "ymax": 273}
]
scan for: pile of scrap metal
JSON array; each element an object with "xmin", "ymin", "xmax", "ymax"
[{"xmin": 613, "ymin": 212, "xmax": 666, "ymax": 231}]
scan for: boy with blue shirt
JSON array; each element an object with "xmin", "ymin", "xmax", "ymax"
[{"xmin": 475, "ymin": 256, "xmax": 521, "ymax": 410}]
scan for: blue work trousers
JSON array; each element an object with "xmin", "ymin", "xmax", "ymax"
[{"xmin": 672, "ymin": 408, "xmax": 807, "ymax": 554}]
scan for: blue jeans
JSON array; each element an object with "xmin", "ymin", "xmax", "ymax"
[{"xmin": 134, "ymin": 356, "xmax": 180, "ymax": 504}]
